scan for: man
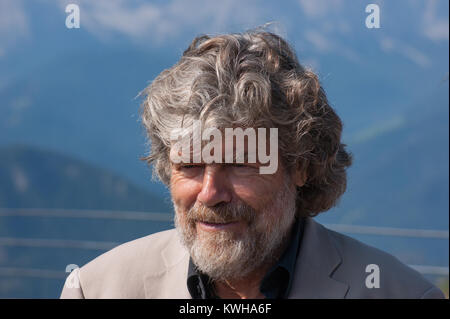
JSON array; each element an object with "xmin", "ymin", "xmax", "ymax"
[{"xmin": 60, "ymin": 31, "xmax": 444, "ymax": 299}]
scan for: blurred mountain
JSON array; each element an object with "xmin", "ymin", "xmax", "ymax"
[
  {"xmin": 1, "ymin": 0, "xmax": 448, "ymax": 196},
  {"xmin": 0, "ymin": 144, "xmax": 172, "ymax": 212},
  {"xmin": 318, "ymin": 82, "xmax": 449, "ymax": 229},
  {"xmin": 0, "ymin": 48, "xmax": 177, "ymax": 194},
  {"xmin": 317, "ymin": 82, "xmax": 449, "ymax": 268},
  {"xmin": 0, "ymin": 144, "xmax": 174, "ymax": 298}
]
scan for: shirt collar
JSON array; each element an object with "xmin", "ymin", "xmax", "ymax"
[
  {"xmin": 186, "ymin": 217, "xmax": 304, "ymax": 299},
  {"xmin": 187, "ymin": 258, "xmax": 217, "ymax": 299},
  {"xmin": 260, "ymin": 216, "xmax": 304, "ymax": 298}
]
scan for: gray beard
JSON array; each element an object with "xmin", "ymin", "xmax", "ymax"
[{"xmin": 174, "ymin": 182, "xmax": 297, "ymax": 282}]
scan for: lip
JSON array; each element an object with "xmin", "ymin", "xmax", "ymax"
[{"xmin": 197, "ymin": 221, "xmax": 240, "ymax": 231}]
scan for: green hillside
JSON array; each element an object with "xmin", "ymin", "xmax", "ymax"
[{"xmin": 0, "ymin": 144, "xmax": 171, "ymax": 212}]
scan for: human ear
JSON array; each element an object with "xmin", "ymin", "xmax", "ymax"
[{"xmin": 293, "ymin": 161, "xmax": 308, "ymax": 187}]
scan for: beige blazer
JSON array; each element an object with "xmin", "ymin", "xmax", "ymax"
[{"xmin": 60, "ymin": 217, "xmax": 445, "ymax": 299}]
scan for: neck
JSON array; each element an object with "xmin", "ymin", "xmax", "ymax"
[{"xmin": 213, "ymin": 264, "xmax": 270, "ymax": 299}]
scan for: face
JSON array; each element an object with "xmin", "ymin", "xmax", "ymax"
[{"xmin": 170, "ymin": 141, "xmax": 299, "ymax": 281}]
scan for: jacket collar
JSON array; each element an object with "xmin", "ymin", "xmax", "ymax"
[
  {"xmin": 144, "ymin": 217, "xmax": 349, "ymax": 299},
  {"xmin": 144, "ymin": 231, "xmax": 191, "ymax": 299},
  {"xmin": 288, "ymin": 217, "xmax": 349, "ymax": 298}
]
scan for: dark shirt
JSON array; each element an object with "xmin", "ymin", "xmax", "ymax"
[{"xmin": 187, "ymin": 217, "xmax": 304, "ymax": 299}]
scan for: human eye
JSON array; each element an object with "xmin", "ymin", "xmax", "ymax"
[
  {"xmin": 230, "ymin": 163, "xmax": 259, "ymax": 175},
  {"xmin": 180, "ymin": 164, "xmax": 200, "ymax": 169},
  {"xmin": 177, "ymin": 164, "xmax": 205, "ymax": 176}
]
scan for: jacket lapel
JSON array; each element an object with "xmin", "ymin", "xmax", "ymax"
[
  {"xmin": 288, "ymin": 217, "xmax": 349, "ymax": 298},
  {"xmin": 143, "ymin": 217, "xmax": 349, "ymax": 299},
  {"xmin": 144, "ymin": 230, "xmax": 192, "ymax": 299}
]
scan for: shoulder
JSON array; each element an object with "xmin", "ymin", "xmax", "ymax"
[
  {"xmin": 77, "ymin": 228, "xmax": 180, "ymax": 298},
  {"xmin": 84, "ymin": 228, "xmax": 179, "ymax": 265},
  {"xmin": 322, "ymin": 225, "xmax": 445, "ymax": 298}
]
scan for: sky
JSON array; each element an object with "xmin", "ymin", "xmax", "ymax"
[
  {"xmin": 1, "ymin": 0, "xmax": 448, "ymax": 68},
  {"xmin": 0, "ymin": 0, "xmax": 448, "ymax": 200}
]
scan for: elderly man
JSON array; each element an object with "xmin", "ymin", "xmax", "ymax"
[{"xmin": 60, "ymin": 31, "xmax": 444, "ymax": 299}]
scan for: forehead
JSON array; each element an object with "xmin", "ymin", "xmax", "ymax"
[{"xmin": 169, "ymin": 123, "xmax": 280, "ymax": 174}]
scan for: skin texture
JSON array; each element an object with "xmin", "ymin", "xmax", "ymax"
[{"xmin": 170, "ymin": 150, "xmax": 306, "ymax": 298}]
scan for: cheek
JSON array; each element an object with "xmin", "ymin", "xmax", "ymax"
[
  {"xmin": 170, "ymin": 174, "xmax": 202, "ymax": 209},
  {"xmin": 229, "ymin": 175, "xmax": 282, "ymax": 211}
]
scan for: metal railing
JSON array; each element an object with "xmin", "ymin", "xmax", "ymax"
[{"xmin": 0, "ymin": 208, "xmax": 448, "ymax": 277}]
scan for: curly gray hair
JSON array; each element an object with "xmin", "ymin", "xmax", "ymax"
[{"xmin": 140, "ymin": 31, "xmax": 352, "ymax": 217}]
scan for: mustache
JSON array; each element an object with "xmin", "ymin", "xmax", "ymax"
[{"xmin": 187, "ymin": 201, "xmax": 256, "ymax": 224}]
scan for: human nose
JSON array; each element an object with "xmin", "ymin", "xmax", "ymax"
[{"xmin": 197, "ymin": 165, "xmax": 232, "ymax": 207}]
